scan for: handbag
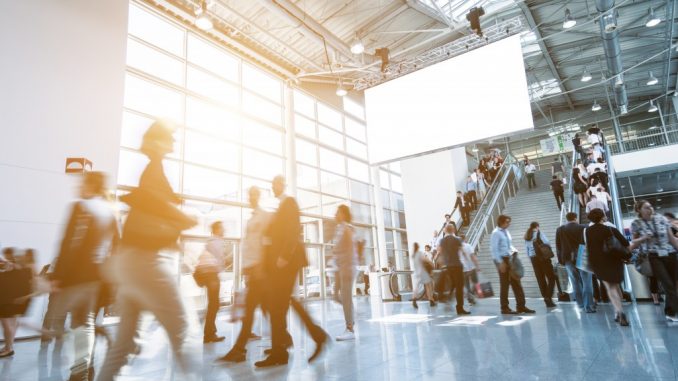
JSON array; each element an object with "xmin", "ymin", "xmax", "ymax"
[
  {"xmin": 634, "ymin": 252, "xmax": 653, "ymax": 277},
  {"xmin": 475, "ymin": 272, "xmax": 494, "ymax": 298},
  {"xmin": 535, "ymin": 233, "xmax": 555, "ymax": 260},
  {"xmin": 602, "ymin": 227, "xmax": 631, "ymax": 261},
  {"xmin": 576, "ymin": 228, "xmax": 593, "ymax": 273},
  {"xmin": 509, "ymin": 253, "xmax": 524, "ymax": 280}
]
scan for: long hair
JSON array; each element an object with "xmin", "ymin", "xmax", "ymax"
[
  {"xmin": 524, "ymin": 221, "xmax": 539, "ymax": 241},
  {"xmin": 413, "ymin": 242, "xmax": 420, "ymax": 253}
]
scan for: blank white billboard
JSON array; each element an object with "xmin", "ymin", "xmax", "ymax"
[{"xmin": 365, "ymin": 35, "xmax": 533, "ymax": 164}]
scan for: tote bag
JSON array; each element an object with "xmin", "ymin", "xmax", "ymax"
[{"xmin": 575, "ymin": 228, "xmax": 593, "ymax": 273}]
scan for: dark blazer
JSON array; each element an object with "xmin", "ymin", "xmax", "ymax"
[
  {"xmin": 265, "ymin": 195, "xmax": 308, "ymax": 272},
  {"xmin": 555, "ymin": 222, "xmax": 586, "ymax": 265},
  {"xmin": 453, "ymin": 196, "xmax": 466, "ymax": 210},
  {"xmin": 439, "ymin": 235, "xmax": 462, "ymax": 268}
]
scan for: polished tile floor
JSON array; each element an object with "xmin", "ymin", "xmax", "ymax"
[{"xmin": 3, "ymin": 296, "xmax": 678, "ymax": 381}]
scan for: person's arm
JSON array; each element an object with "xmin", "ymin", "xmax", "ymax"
[
  {"xmin": 628, "ymin": 222, "xmax": 649, "ymax": 251},
  {"xmin": 541, "ymin": 232, "xmax": 550, "ymax": 245}
]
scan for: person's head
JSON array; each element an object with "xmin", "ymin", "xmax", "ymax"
[
  {"xmin": 425, "ymin": 244, "xmax": 431, "ymax": 252},
  {"xmin": 335, "ymin": 204, "xmax": 352, "ymax": 224},
  {"xmin": 445, "ymin": 223, "xmax": 456, "ymax": 235},
  {"xmin": 140, "ymin": 119, "xmax": 176, "ymax": 159},
  {"xmin": 634, "ymin": 199, "xmax": 654, "ymax": 220},
  {"xmin": 80, "ymin": 171, "xmax": 107, "ymax": 199},
  {"xmin": 497, "ymin": 214, "xmax": 511, "ymax": 229},
  {"xmin": 456, "ymin": 191, "xmax": 462, "ymax": 197},
  {"xmin": 588, "ymin": 208, "xmax": 605, "ymax": 224},
  {"xmin": 210, "ymin": 221, "xmax": 224, "ymax": 237},
  {"xmin": 413, "ymin": 242, "xmax": 420, "ymax": 253},
  {"xmin": 524, "ymin": 221, "xmax": 539, "ymax": 240},
  {"xmin": 248, "ymin": 186, "xmax": 261, "ymax": 209},
  {"xmin": 552, "ymin": 175, "xmax": 557, "ymax": 180},
  {"xmin": 272, "ymin": 175, "xmax": 286, "ymax": 197},
  {"xmin": 566, "ymin": 212, "xmax": 578, "ymax": 222},
  {"xmin": 597, "ymin": 157, "xmax": 604, "ymax": 163},
  {"xmin": 444, "ymin": 214, "xmax": 451, "ymax": 221},
  {"xmin": 664, "ymin": 212, "xmax": 676, "ymax": 221},
  {"xmin": 433, "ymin": 230, "xmax": 438, "ymax": 237},
  {"xmin": 574, "ymin": 133, "xmax": 579, "ymax": 138}
]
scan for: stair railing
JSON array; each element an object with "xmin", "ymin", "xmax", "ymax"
[
  {"xmin": 559, "ymin": 149, "xmax": 578, "ymax": 227},
  {"xmin": 465, "ymin": 153, "xmax": 520, "ymax": 252}
]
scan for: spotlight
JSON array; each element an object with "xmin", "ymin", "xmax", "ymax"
[
  {"xmin": 648, "ymin": 100, "xmax": 658, "ymax": 113},
  {"xmin": 563, "ymin": 9, "xmax": 577, "ymax": 29},
  {"xmin": 602, "ymin": 10, "xmax": 617, "ymax": 33},
  {"xmin": 646, "ymin": 71, "xmax": 658, "ymax": 86},
  {"xmin": 335, "ymin": 83, "xmax": 347, "ymax": 97},
  {"xmin": 592, "ymin": 101, "xmax": 601, "ymax": 112},
  {"xmin": 375, "ymin": 47, "xmax": 390, "ymax": 73},
  {"xmin": 614, "ymin": 74, "xmax": 623, "ymax": 87},
  {"xmin": 195, "ymin": 1, "xmax": 212, "ymax": 31},
  {"xmin": 581, "ymin": 67, "xmax": 592, "ymax": 82},
  {"xmin": 350, "ymin": 35, "xmax": 364, "ymax": 55},
  {"xmin": 466, "ymin": 7, "xmax": 485, "ymax": 36},
  {"xmin": 646, "ymin": 7, "xmax": 661, "ymax": 28}
]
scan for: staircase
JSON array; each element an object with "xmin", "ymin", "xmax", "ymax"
[{"xmin": 475, "ymin": 169, "xmax": 567, "ymax": 298}]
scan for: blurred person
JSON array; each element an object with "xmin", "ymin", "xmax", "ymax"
[
  {"xmin": 220, "ymin": 186, "xmax": 271, "ymax": 362},
  {"xmin": 572, "ymin": 133, "xmax": 585, "ymax": 159},
  {"xmin": 48, "ymin": 172, "xmax": 118, "ymax": 380},
  {"xmin": 454, "ymin": 191, "xmax": 470, "ymax": 227},
  {"xmin": 459, "ymin": 235, "xmax": 480, "ymax": 305},
  {"xmin": 556, "ymin": 212, "xmax": 595, "ymax": 312},
  {"xmin": 97, "ymin": 120, "xmax": 200, "ymax": 381},
  {"xmin": 525, "ymin": 161, "xmax": 537, "ymax": 189},
  {"xmin": 572, "ymin": 163, "xmax": 589, "ymax": 207},
  {"xmin": 331, "ymin": 205, "xmax": 358, "ymax": 341},
  {"xmin": 437, "ymin": 224, "xmax": 470, "ymax": 315},
  {"xmin": 630, "ymin": 200, "xmax": 678, "ymax": 322},
  {"xmin": 0, "ymin": 249, "xmax": 20, "ymax": 359},
  {"xmin": 491, "ymin": 215, "xmax": 534, "ymax": 314},
  {"xmin": 412, "ymin": 243, "xmax": 436, "ymax": 309},
  {"xmin": 465, "ymin": 176, "xmax": 477, "ymax": 210},
  {"xmin": 550, "ymin": 175, "xmax": 565, "ymax": 211},
  {"xmin": 585, "ymin": 209, "xmax": 631, "ymax": 326},
  {"xmin": 586, "ymin": 194, "xmax": 608, "ymax": 217},
  {"xmin": 476, "ymin": 169, "xmax": 489, "ymax": 201},
  {"xmin": 551, "ymin": 158, "xmax": 564, "ymax": 180},
  {"xmin": 524, "ymin": 222, "xmax": 556, "ymax": 308},
  {"xmin": 255, "ymin": 176, "xmax": 328, "ymax": 367},
  {"xmin": 663, "ymin": 212, "xmax": 678, "ymax": 237},
  {"xmin": 193, "ymin": 221, "xmax": 228, "ymax": 344}
]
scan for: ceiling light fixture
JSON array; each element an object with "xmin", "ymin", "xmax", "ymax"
[
  {"xmin": 336, "ymin": 80, "xmax": 347, "ymax": 97},
  {"xmin": 591, "ymin": 100, "xmax": 601, "ymax": 111},
  {"xmin": 648, "ymin": 100, "xmax": 658, "ymax": 113},
  {"xmin": 581, "ymin": 67, "xmax": 592, "ymax": 82},
  {"xmin": 563, "ymin": 9, "xmax": 577, "ymax": 29},
  {"xmin": 646, "ymin": 7, "xmax": 661, "ymax": 28},
  {"xmin": 602, "ymin": 11, "xmax": 617, "ymax": 33},
  {"xmin": 614, "ymin": 74, "xmax": 624, "ymax": 87},
  {"xmin": 350, "ymin": 35, "xmax": 364, "ymax": 55},
  {"xmin": 646, "ymin": 71, "xmax": 658, "ymax": 86},
  {"xmin": 195, "ymin": 1, "xmax": 213, "ymax": 31}
]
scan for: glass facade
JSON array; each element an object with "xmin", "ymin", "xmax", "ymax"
[{"xmin": 117, "ymin": 2, "xmax": 405, "ymax": 301}]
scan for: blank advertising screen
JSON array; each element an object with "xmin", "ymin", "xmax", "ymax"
[{"xmin": 365, "ymin": 35, "xmax": 533, "ymax": 164}]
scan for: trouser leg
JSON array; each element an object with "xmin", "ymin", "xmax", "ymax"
[
  {"xmin": 580, "ymin": 270, "xmax": 594, "ymax": 311},
  {"xmin": 203, "ymin": 274, "xmax": 220, "ymax": 339},
  {"xmin": 650, "ymin": 255, "xmax": 678, "ymax": 314},
  {"xmin": 448, "ymin": 267, "xmax": 464, "ymax": 311},
  {"xmin": 269, "ymin": 271, "xmax": 295, "ymax": 357},
  {"xmin": 96, "ymin": 292, "xmax": 141, "ymax": 381},
  {"xmin": 496, "ymin": 263, "xmax": 509, "ymax": 310},
  {"xmin": 290, "ymin": 297, "xmax": 325, "ymax": 342},
  {"xmin": 509, "ymin": 276, "xmax": 526, "ymax": 309},
  {"xmin": 339, "ymin": 272, "xmax": 355, "ymax": 328},
  {"xmin": 531, "ymin": 257, "xmax": 549, "ymax": 299},
  {"xmin": 565, "ymin": 262, "xmax": 584, "ymax": 308},
  {"xmin": 233, "ymin": 277, "xmax": 263, "ymax": 350}
]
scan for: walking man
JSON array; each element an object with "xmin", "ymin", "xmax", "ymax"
[
  {"xmin": 525, "ymin": 161, "xmax": 537, "ymax": 189},
  {"xmin": 550, "ymin": 175, "xmax": 565, "ymax": 211},
  {"xmin": 556, "ymin": 212, "xmax": 595, "ymax": 313}
]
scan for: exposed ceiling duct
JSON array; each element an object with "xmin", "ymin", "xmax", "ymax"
[{"xmin": 595, "ymin": 0, "xmax": 628, "ymax": 115}]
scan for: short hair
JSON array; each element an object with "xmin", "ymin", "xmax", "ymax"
[
  {"xmin": 588, "ymin": 208, "xmax": 605, "ymax": 223},
  {"xmin": 337, "ymin": 204, "xmax": 352, "ymax": 223},
  {"xmin": 497, "ymin": 214, "xmax": 511, "ymax": 226},
  {"xmin": 424, "ymin": 245, "xmax": 431, "ymax": 250},
  {"xmin": 444, "ymin": 214, "xmax": 451, "ymax": 219},
  {"xmin": 210, "ymin": 221, "xmax": 223, "ymax": 234},
  {"xmin": 566, "ymin": 212, "xmax": 578, "ymax": 222},
  {"xmin": 552, "ymin": 175, "xmax": 557, "ymax": 179},
  {"xmin": 456, "ymin": 190, "xmax": 462, "ymax": 194}
]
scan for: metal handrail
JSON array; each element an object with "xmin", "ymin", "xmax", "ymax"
[
  {"xmin": 466, "ymin": 154, "xmax": 519, "ymax": 251},
  {"xmin": 559, "ymin": 149, "xmax": 577, "ymax": 226},
  {"xmin": 608, "ymin": 125, "xmax": 678, "ymax": 155}
]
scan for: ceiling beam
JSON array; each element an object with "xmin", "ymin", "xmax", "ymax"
[
  {"xmin": 357, "ymin": 3, "xmax": 410, "ymax": 38},
  {"xmin": 518, "ymin": 2, "xmax": 575, "ymax": 110}
]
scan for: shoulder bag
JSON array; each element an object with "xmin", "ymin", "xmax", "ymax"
[
  {"xmin": 535, "ymin": 233, "xmax": 555, "ymax": 260},
  {"xmin": 602, "ymin": 227, "xmax": 631, "ymax": 261},
  {"xmin": 509, "ymin": 252, "xmax": 524, "ymax": 280}
]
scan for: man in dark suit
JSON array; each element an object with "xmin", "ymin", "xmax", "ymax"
[
  {"xmin": 454, "ymin": 191, "xmax": 470, "ymax": 226},
  {"xmin": 436, "ymin": 224, "xmax": 470, "ymax": 315},
  {"xmin": 255, "ymin": 176, "xmax": 327, "ymax": 367},
  {"xmin": 555, "ymin": 212, "xmax": 594, "ymax": 312}
]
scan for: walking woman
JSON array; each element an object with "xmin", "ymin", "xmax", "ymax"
[
  {"xmin": 524, "ymin": 222, "xmax": 557, "ymax": 308},
  {"xmin": 630, "ymin": 200, "xmax": 678, "ymax": 322},
  {"xmin": 412, "ymin": 242, "xmax": 436, "ymax": 309},
  {"xmin": 98, "ymin": 120, "xmax": 200, "ymax": 381},
  {"xmin": 332, "ymin": 205, "xmax": 357, "ymax": 341},
  {"xmin": 585, "ymin": 208, "xmax": 631, "ymax": 326}
]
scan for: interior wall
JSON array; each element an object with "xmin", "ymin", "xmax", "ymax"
[
  {"xmin": 0, "ymin": 0, "xmax": 128, "ymax": 333},
  {"xmin": 400, "ymin": 147, "xmax": 468, "ymax": 248}
]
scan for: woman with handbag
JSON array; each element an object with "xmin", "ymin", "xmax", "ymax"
[
  {"xmin": 630, "ymin": 200, "xmax": 678, "ymax": 322},
  {"xmin": 411, "ymin": 242, "xmax": 436, "ymax": 309},
  {"xmin": 524, "ymin": 222, "xmax": 557, "ymax": 308},
  {"xmin": 98, "ymin": 121, "xmax": 200, "ymax": 381},
  {"xmin": 585, "ymin": 208, "xmax": 631, "ymax": 326}
]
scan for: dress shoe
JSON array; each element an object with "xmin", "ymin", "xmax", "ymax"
[
  {"xmin": 204, "ymin": 335, "xmax": 225, "ymax": 344},
  {"xmin": 517, "ymin": 307, "xmax": 536, "ymax": 314},
  {"xmin": 308, "ymin": 332, "xmax": 329, "ymax": 363},
  {"xmin": 412, "ymin": 300, "xmax": 418, "ymax": 309},
  {"xmin": 545, "ymin": 299, "xmax": 557, "ymax": 308},
  {"xmin": 219, "ymin": 348, "xmax": 246, "ymax": 363},
  {"xmin": 0, "ymin": 350, "xmax": 14, "ymax": 358},
  {"xmin": 248, "ymin": 333, "xmax": 262, "ymax": 340},
  {"xmin": 457, "ymin": 309, "xmax": 471, "ymax": 315},
  {"xmin": 618, "ymin": 313, "xmax": 629, "ymax": 327},
  {"xmin": 501, "ymin": 309, "xmax": 518, "ymax": 315},
  {"xmin": 254, "ymin": 355, "xmax": 288, "ymax": 368},
  {"xmin": 429, "ymin": 300, "xmax": 437, "ymax": 307}
]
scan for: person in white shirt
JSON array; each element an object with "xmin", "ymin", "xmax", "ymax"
[
  {"xmin": 459, "ymin": 235, "xmax": 480, "ymax": 305},
  {"xmin": 586, "ymin": 194, "xmax": 609, "ymax": 215},
  {"xmin": 525, "ymin": 162, "xmax": 537, "ymax": 189},
  {"xmin": 194, "ymin": 222, "xmax": 228, "ymax": 343}
]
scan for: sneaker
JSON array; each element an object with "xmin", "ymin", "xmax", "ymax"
[
  {"xmin": 335, "ymin": 330, "xmax": 355, "ymax": 341},
  {"xmin": 666, "ymin": 314, "xmax": 678, "ymax": 323}
]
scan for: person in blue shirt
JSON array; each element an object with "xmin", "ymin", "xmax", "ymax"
[
  {"xmin": 490, "ymin": 215, "xmax": 534, "ymax": 314},
  {"xmin": 524, "ymin": 222, "xmax": 557, "ymax": 308}
]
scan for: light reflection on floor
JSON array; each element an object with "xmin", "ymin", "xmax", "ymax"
[{"xmin": 3, "ymin": 297, "xmax": 678, "ymax": 380}]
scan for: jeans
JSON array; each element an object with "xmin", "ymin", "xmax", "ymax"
[
  {"xmin": 333, "ymin": 270, "xmax": 355, "ymax": 328},
  {"xmin": 49, "ymin": 282, "xmax": 99, "ymax": 380},
  {"xmin": 530, "ymin": 257, "xmax": 555, "ymax": 301},
  {"xmin": 649, "ymin": 254, "xmax": 678, "ymax": 315},
  {"xmin": 527, "ymin": 173, "xmax": 536, "ymax": 189},
  {"xmin": 97, "ymin": 247, "xmax": 201, "ymax": 381},
  {"xmin": 496, "ymin": 262, "xmax": 526, "ymax": 310},
  {"xmin": 202, "ymin": 272, "xmax": 221, "ymax": 339},
  {"xmin": 554, "ymin": 191, "xmax": 564, "ymax": 210},
  {"xmin": 564, "ymin": 261, "xmax": 594, "ymax": 311}
]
